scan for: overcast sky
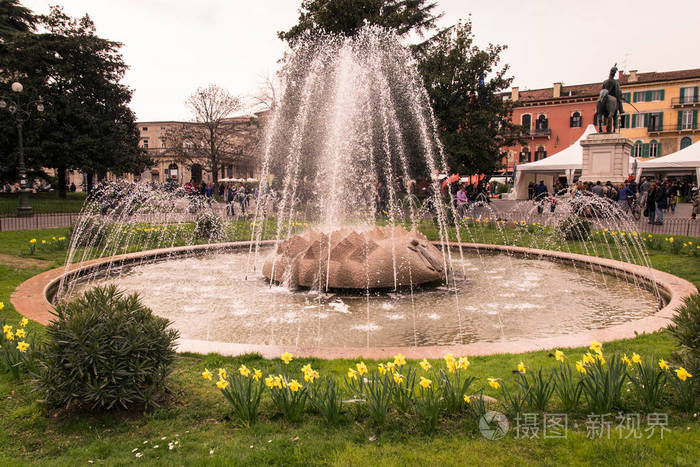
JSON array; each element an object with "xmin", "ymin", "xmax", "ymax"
[{"xmin": 23, "ymin": 0, "xmax": 700, "ymax": 122}]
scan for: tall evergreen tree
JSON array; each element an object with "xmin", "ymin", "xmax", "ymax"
[
  {"xmin": 279, "ymin": 0, "xmax": 441, "ymax": 45},
  {"xmin": 0, "ymin": 0, "xmax": 35, "ymax": 39},
  {"xmin": 0, "ymin": 5, "xmax": 148, "ymax": 196},
  {"xmin": 416, "ymin": 20, "xmax": 521, "ymax": 175}
]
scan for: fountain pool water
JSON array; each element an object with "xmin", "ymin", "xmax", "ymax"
[{"xmin": 65, "ymin": 248, "xmax": 659, "ymax": 348}]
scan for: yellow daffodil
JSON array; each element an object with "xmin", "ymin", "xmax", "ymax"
[
  {"xmin": 589, "ymin": 341, "xmax": 602, "ymax": 353},
  {"xmin": 216, "ymin": 379, "xmax": 229, "ymax": 390},
  {"xmin": 517, "ymin": 361, "xmax": 526, "ymax": 374},
  {"xmin": 265, "ymin": 375, "xmax": 275, "ymax": 388},
  {"xmin": 393, "ymin": 353, "xmax": 406, "ymax": 367},
  {"xmin": 301, "ymin": 363, "xmax": 312, "ymax": 375},
  {"xmin": 202, "ymin": 368, "xmax": 213, "ymax": 380},
  {"xmin": 487, "ymin": 378, "xmax": 500, "ymax": 390},
  {"xmin": 29, "ymin": 238, "xmax": 36, "ymax": 244},
  {"xmin": 356, "ymin": 361, "xmax": 368, "ymax": 376},
  {"xmin": 595, "ymin": 354, "xmax": 606, "ymax": 365},
  {"xmin": 303, "ymin": 369, "xmax": 319, "ymax": 383},
  {"xmin": 622, "ymin": 354, "xmax": 632, "ymax": 367},
  {"xmin": 386, "ymin": 361, "xmax": 396, "ymax": 372},
  {"xmin": 15, "ymin": 329, "xmax": 25, "ymax": 339},
  {"xmin": 457, "ymin": 357, "xmax": 470, "ymax": 370},
  {"xmin": 392, "ymin": 372, "xmax": 404, "ymax": 384},
  {"xmin": 631, "ymin": 353, "xmax": 641, "ymax": 364},
  {"xmin": 218, "ymin": 368, "xmax": 227, "ymax": 380},
  {"xmin": 575, "ymin": 361, "xmax": 586, "ymax": 374},
  {"xmin": 20, "ymin": 317, "xmax": 28, "ymax": 327},
  {"xmin": 281, "ymin": 352, "xmax": 293, "ymax": 365},
  {"xmin": 0, "ymin": 302, "xmax": 3, "ymax": 311},
  {"xmin": 347, "ymin": 368, "xmax": 358, "ymax": 379},
  {"xmin": 5, "ymin": 332, "xmax": 14, "ymax": 341},
  {"xmin": 16, "ymin": 341, "xmax": 29, "ymax": 352},
  {"xmin": 253, "ymin": 369, "xmax": 262, "ymax": 381},
  {"xmin": 658, "ymin": 359, "xmax": 669, "ymax": 371},
  {"xmin": 419, "ymin": 358, "xmax": 432, "ymax": 371},
  {"xmin": 289, "ymin": 379, "xmax": 302, "ymax": 392},
  {"xmin": 582, "ymin": 353, "xmax": 594, "ymax": 365},
  {"xmin": 377, "ymin": 363, "xmax": 387, "ymax": 376},
  {"xmin": 675, "ymin": 367, "xmax": 692, "ymax": 382},
  {"xmin": 554, "ymin": 350, "xmax": 565, "ymax": 362},
  {"xmin": 463, "ymin": 395, "xmax": 471, "ymax": 404},
  {"xmin": 669, "ymin": 237, "xmax": 674, "ymax": 243},
  {"xmin": 58, "ymin": 236, "xmax": 66, "ymax": 241},
  {"xmin": 2, "ymin": 324, "xmax": 11, "ymax": 334},
  {"xmin": 419, "ymin": 376, "xmax": 431, "ymax": 389},
  {"xmin": 41, "ymin": 240, "xmax": 46, "ymax": 244},
  {"xmin": 238, "ymin": 365, "xmax": 251, "ymax": 377}
]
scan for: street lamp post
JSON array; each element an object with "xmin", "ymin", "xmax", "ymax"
[{"xmin": 0, "ymin": 81, "xmax": 44, "ymax": 217}]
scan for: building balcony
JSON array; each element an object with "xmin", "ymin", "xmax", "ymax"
[
  {"xmin": 528, "ymin": 128, "xmax": 552, "ymax": 138},
  {"xmin": 671, "ymin": 97, "xmax": 699, "ymax": 108},
  {"xmin": 647, "ymin": 125, "xmax": 699, "ymax": 136}
]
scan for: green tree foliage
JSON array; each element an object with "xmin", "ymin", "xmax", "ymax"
[
  {"xmin": 0, "ymin": 5, "xmax": 148, "ymax": 195},
  {"xmin": 0, "ymin": 0, "xmax": 35, "ymax": 38},
  {"xmin": 416, "ymin": 20, "xmax": 521, "ymax": 175},
  {"xmin": 279, "ymin": 0, "xmax": 441, "ymax": 45}
]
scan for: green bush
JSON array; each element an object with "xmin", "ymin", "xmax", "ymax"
[
  {"xmin": 557, "ymin": 215, "xmax": 591, "ymax": 241},
  {"xmin": 668, "ymin": 293, "xmax": 700, "ymax": 379},
  {"xmin": 194, "ymin": 212, "xmax": 224, "ymax": 241},
  {"xmin": 36, "ymin": 285, "xmax": 179, "ymax": 411}
]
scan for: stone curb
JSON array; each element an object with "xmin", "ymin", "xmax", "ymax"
[{"xmin": 11, "ymin": 241, "xmax": 697, "ymax": 359}]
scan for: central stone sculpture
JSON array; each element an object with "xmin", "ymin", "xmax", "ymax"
[{"xmin": 262, "ymin": 226, "xmax": 445, "ymax": 289}]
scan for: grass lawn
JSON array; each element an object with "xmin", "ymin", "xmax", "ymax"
[
  {"xmin": 0, "ymin": 226, "xmax": 698, "ymax": 465},
  {"xmin": 0, "ymin": 192, "xmax": 87, "ymax": 215}
]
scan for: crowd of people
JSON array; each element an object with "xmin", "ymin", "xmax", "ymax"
[{"xmin": 566, "ymin": 177, "xmax": 699, "ymax": 225}]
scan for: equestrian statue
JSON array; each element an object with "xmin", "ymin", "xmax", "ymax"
[{"xmin": 594, "ymin": 64, "xmax": 625, "ymax": 133}]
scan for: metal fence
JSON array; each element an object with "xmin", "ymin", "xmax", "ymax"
[{"xmin": 0, "ymin": 212, "xmax": 81, "ymax": 232}]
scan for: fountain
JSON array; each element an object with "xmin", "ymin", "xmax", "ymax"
[
  {"xmin": 24, "ymin": 26, "xmax": 695, "ymax": 357},
  {"xmin": 262, "ymin": 226, "xmax": 444, "ymax": 289}
]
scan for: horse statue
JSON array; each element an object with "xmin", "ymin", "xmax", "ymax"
[{"xmin": 594, "ymin": 88, "xmax": 619, "ymax": 134}]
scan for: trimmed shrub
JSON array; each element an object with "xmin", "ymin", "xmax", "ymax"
[
  {"xmin": 668, "ymin": 293, "xmax": 700, "ymax": 381},
  {"xmin": 36, "ymin": 285, "xmax": 179, "ymax": 411},
  {"xmin": 557, "ymin": 215, "xmax": 591, "ymax": 241},
  {"xmin": 194, "ymin": 212, "xmax": 224, "ymax": 241}
]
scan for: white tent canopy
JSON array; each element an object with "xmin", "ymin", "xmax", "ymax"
[
  {"xmin": 511, "ymin": 125, "xmax": 597, "ymax": 199},
  {"xmin": 636, "ymin": 141, "xmax": 700, "ymax": 183}
]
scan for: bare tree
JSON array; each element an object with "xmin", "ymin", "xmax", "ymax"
[
  {"xmin": 164, "ymin": 84, "xmax": 257, "ymax": 187},
  {"xmin": 250, "ymin": 73, "xmax": 280, "ymax": 112}
]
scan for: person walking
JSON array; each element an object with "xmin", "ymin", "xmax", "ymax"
[
  {"xmin": 646, "ymin": 183, "xmax": 657, "ymax": 224},
  {"xmin": 653, "ymin": 182, "xmax": 667, "ymax": 225},
  {"xmin": 617, "ymin": 183, "xmax": 634, "ymax": 213},
  {"xmin": 691, "ymin": 187, "xmax": 699, "ymax": 220}
]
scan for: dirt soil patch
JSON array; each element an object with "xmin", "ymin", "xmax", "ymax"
[{"xmin": 0, "ymin": 254, "xmax": 52, "ymax": 269}]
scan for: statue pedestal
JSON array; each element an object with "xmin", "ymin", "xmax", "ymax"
[{"xmin": 579, "ymin": 133, "xmax": 632, "ymax": 184}]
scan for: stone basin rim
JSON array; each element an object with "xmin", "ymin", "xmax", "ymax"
[{"xmin": 11, "ymin": 240, "xmax": 697, "ymax": 359}]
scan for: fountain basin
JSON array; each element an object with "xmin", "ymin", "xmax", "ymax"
[{"xmin": 11, "ymin": 242, "xmax": 696, "ymax": 358}]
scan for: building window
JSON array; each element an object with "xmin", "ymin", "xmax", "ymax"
[
  {"xmin": 649, "ymin": 140, "xmax": 658, "ymax": 157},
  {"xmin": 681, "ymin": 110, "xmax": 694, "ymax": 130},
  {"xmin": 648, "ymin": 112, "xmax": 663, "ymax": 131},
  {"xmin": 521, "ymin": 114, "xmax": 531, "ymax": 133},
  {"xmin": 570, "ymin": 112, "xmax": 582, "ymax": 128},
  {"xmin": 680, "ymin": 87, "xmax": 698, "ymax": 104},
  {"xmin": 142, "ymin": 127, "xmax": 148, "ymax": 131},
  {"xmin": 142, "ymin": 139, "xmax": 149, "ymax": 149},
  {"xmin": 633, "ymin": 140, "xmax": 643, "ymax": 157},
  {"xmin": 519, "ymin": 147, "xmax": 531, "ymax": 163},
  {"xmin": 632, "ymin": 114, "xmax": 646, "ymax": 128},
  {"xmin": 633, "ymin": 90, "xmax": 664, "ymax": 102},
  {"xmin": 536, "ymin": 114, "xmax": 548, "ymax": 130},
  {"xmin": 680, "ymin": 137, "xmax": 692, "ymax": 150},
  {"xmin": 161, "ymin": 138, "xmax": 166, "ymax": 148},
  {"xmin": 167, "ymin": 163, "xmax": 178, "ymax": 180},
  {"xmin": 535, "ymin": 146, "xmax": 546, "ymax": 160}
]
